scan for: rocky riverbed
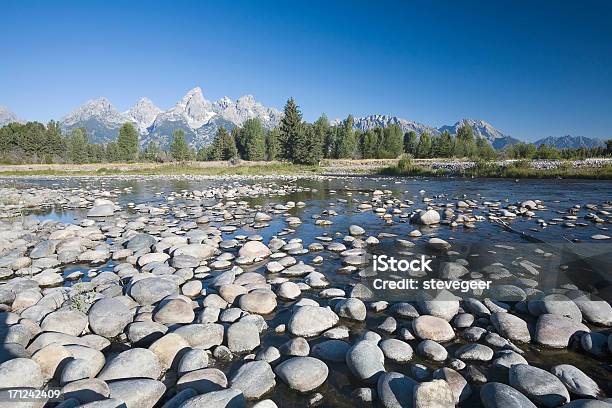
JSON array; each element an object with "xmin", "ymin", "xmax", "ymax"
[{"xmin": 0, "ymin": 175, "xmax": 611, "ymax": 408}]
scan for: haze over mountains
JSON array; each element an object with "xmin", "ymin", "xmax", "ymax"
[{"xmin": 0, "ymin": 88, "xmax": 606, "ymax": 150}]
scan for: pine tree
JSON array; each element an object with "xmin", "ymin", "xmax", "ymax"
[
  {"xmin": 265, "ymin": 128, "xmax": 280, "ymax": 161},
  {"xmin": 403, "ymin": 131, "xmax": 418, "ymax": 155},
  {"xmin": 476, "ymin": 137, "xmax": 497, "ymax": 160},
  {"xmin": 279, "ymin": 98, "xmax": 302, "ymax": 160},
  {"xmin": 454, "ymin": 124, "xmax": 476, "ymax": 158},
  {"xmin": 379, "ymin": 124, "xmax": 403, "ymax": 158},
  {"xmin": 142, "ymin": 141, "xmax": 162, "ymax": 162},
  {"xmin": 292, "ymin": 122, "xmax": 324, "ymax": 165},
  {"xmin": 416, "ymin": 132, "xmax": 432, "ymax": 158},
  {"xmin": 205, "ymin": 126, "xmax": 238, "ymax": 160},
  {"xmin": 335, "ymin": 115, "xmax": 356, "ymax": 158},
  {"xmin": 66, "ymin": 128, "xmax": 89, "ymax": 164},
  {"xmin": 170, "ymin": 129, "xmax": 192, "ymax": 161},
  {"xmin": 117, "ymin": 123, "xmax": 139, "ymax": 162},
  {"xmin": 240, "ymin": 118, "xmax": 266, "ymax": 161}
]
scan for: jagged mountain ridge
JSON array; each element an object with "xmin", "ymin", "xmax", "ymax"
[
  {"xmin": 534, "ymin": 135, "xmax": 605, "ymax": 149},
  {"xmin": 59, "ymin": 87, "xmax": 283, "ymax": 148},
  {"xmin": 0, "ymin": 106, "xmax": 23, "ymax": 127},
  {"xmin": 1, "ymin": 93, "xmax": 607, "ymax": 149}
]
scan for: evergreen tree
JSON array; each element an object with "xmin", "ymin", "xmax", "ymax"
[
  {"xmin": 278, "ymin": 98, "xmax": 302, "ymax": 160},
  {"xmin": 416, "ymin": 132, "xmax": 432, "ymax": 158},
  {"xmin": 117, "ymin": 123, "xmax": 139, "ymax": 162},
  {"xmin": 66, "ymin": 128, "xmax": 89, "ymax": 164},
  {"xmin": 265, "ymin": 128, "xmax": 280, "ymax": 161},
  {"xmin": 454, "ymin": 124, "xmax": 477, "ymax": 158},
  {"xmin": 404, "ymin": 131, "xmax": 418, "ymax": 155},
  {"xmin": 169, "ymin": 129, "xmax": 192, "ymax": 161},
  {"xmin": 335, "ymin": 115, "xmax": 356, "ymax": 158},
  {"xmin": 142, "ymin": 141, "xmax": 163, "ymax": 162},
  {"xmin": 432, "ymin": 130, "xmax": 453, "ymax": 157},
  {"xmin": 476, "ymin": 137, "xmax": 497, "ymax": 160},
  {"xmin": 106, "ymin": 142, "xmax": 119, "ymax": 162},
  {"xmin": 292, "ymin": 122, "xmax": 324, "ymax": 165},
  {"xmin": 240, "ymin": 118, "xmax": 266, "ymax": 161},
  {"xmin": 378, "ymin": 124, "xmax": 403, "ymax": 158},
  {"xmin": 205, "ymin": 126, "xmax": 238, "ymax": 160},
  {"xmin": 323, "ymin": 124, "xmax": 337, "ymax": 159}
]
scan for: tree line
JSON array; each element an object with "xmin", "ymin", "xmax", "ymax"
[{"xmin": 1, "ymin": 98, "xmax": 611, "ymax": 164}]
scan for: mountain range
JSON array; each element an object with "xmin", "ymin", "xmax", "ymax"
[{"xmin": 0, "ymin": 89, "xmax": 607, "ymax": 150}]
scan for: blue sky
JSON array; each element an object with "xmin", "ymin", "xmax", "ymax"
[{"xmin": 1, "ymin": 0, "xmax": 611, "ymax": 141}]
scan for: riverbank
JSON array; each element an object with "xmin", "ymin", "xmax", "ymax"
[
  {"xmin": 1, "ymin": 158, "xmax": 611, "ymax": 179},
  {"xmin": 0, "ymin": 161, "xmax": 320, "ymax": 177},
  {"xmin": 380, "ymin": 158, "xmax": 612, "ymax": 180}
]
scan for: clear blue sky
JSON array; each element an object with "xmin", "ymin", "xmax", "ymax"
[{"xmin": 1, "ymin": 0, "xmax": 611, "ymax": 141}]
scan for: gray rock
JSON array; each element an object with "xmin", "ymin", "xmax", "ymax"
[
  {"xmin": 535, "ymin": 314, "xmax": 590, "ymax": 348},
  {"xmin": 30, "ymin": 240, "xmax": 57, "ymax": 258},
  {"xmin": 414, "ymin": 379, "xmax": 455, "ymax": 408},
  {"xmin": 417, "ymin": 339, "xmax": 448, "ymax": 362},
  {"xmin": 41, "ymin": 309, "xmax": 88, "ymax": 336},
  {"xmin": 227, "ymin": 321, "xmax": 260, "ymax": 353},
  {"xmin": 88, "ymin": 204, "xmax": 115, "ymax": 217},
  {"xmin": 275, "ymin": 357, "xmax": 328, "ymax": 393},
  {"xmin": 130, "ymin": 277, "xmax": 179, "ymax": 306},
  {"xmin": 376, "ymin": 372, "xmax": 416, "ymax": 408},
  {"xmin": 127, "ymin": 321, "xmax": 168, "ymax": 346},
  {"xmin": 239, "ymin": 289, "xmax": 277, "ymax": 315},
  {"xmin": 550, "ymin": 364, "xmax": 600, "ymax": 398},
  {"xmin": 107, "ymin": 378, "xmax": 166, "ymax": 408},
  {"xmin": 280, "ymin": 337, "xmax": 310, "ymax": 357},
  {"xmin": 455, "ymin": 343, "xmax": 494, "ymax": 361},
  {"xmin": 418, "ymin": 209, "xmax": 440, "ymax": 225},
  {"xmin": 480, "ymin": 382, "xmax": 536, "ymax": 408},
  {"xmin": 0, "ymin": 357, "xmax": 44, "ymax": 388},
  {"xmin": 176, "ymin": 368, "xmax": 227, "ymax": 394},
  {"xmin": 379, "ymin": 339, "xmax": 413, "ymax": 363},
  {"xmin": 580, "ymin": 332, "xmax": 609, "ymax": 357},
  {"xmin": 153, "ymin": 299, "xmax": 195, "ymax": 324},
  {"xmin": 288, "ymin": 305, "xmax": 339, "ymax": 337},
  {"xmin": 311, "ymin": 340, "xmax": 350, "ymax": 363},
  {"xmin": 569, "ymin": 293, "xmax": 612, "ymax": 326},
  {"xmin": 509, "ymin": 364, "xmax": 570, "ymax": 407},
  {"xmin": 98, "ymin": 348, "xmax": 162, "ymax": 381},
  {"xmin": 62, "ymin": 378, "xmax": 110, "ymax": 403},
  {"xmin": 433, "ymin": 367, "xmax": 471, "ymax": 404},
  {"xmin": 60, "ymin": 358, "xmax": 93, "ymax": 384},
  {"xmin": 491, "ymin": 312, "xmax": 531, "ymax": 343},
  {"xmin": 178, "ymin": 348, "xmax": 209, "ymax": 375},
  {"xmin": 230, "ymin": 361, "xmax": 276, "ymax": 399},
  {"xmin": 173, "ymin": 323, "xmax": 224, "ymax": 349},
  {"xmin": 528, "ymin": 294, "xmax": 582, "ymax": 321},
  {"xmin": 179, "ymin": 388, "xmax": 246, "ymax": 408},
  {"xmin": 88, "ymin": 298, "xmax": 132, "ymax": 338},
  {"xmin": 334, "ymin": 298, "xmax": 367, "ymax": 321},
  {"xmin": 412, "ymin": 315, "xmax": 455, "ymax": 342},
  {"xmin": 492, "ymin": 350, "xmax": 528, "ymax": 370},
  {"xmin": 346, "ymin": 340, "xmax": 385, "ymax": 384}
]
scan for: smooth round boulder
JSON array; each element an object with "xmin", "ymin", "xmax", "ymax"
[
  {"xmin": 88, "ymin": 297, "xmax": 132, "ymax": 338},
  {"xmin": 334, "ymin": 298, "xmax": 367, "ymax": 321},
  {"xmin": 153, "ymin": 299, "xmax": 195, "ymax": 324},
  {"xmin": 491, "ymin": 312, "xmax": 531, "ymax": 343},
  {"xmin": 275, "ymin": 357, "xmax": 328, "ymax": 393},
  {"xmin": 230, "ymin": 360, "xmax": 276, "ymax": 399},
  {"xmin": 98, "ymin": 348, "xmax": 162, "ymax": 381},
  {"xmin": 414, "ymin": 379, "xmax": 455, "ymax": 408},
  {"xmin": 41, "ymin": 309, "xmax": 88, "ymax": 336},
  {"xmin": 0, "ymin": 357, "xmax": 44, "ymax": 388},
  {"xmin": 509, "ymin": 364, "xmax": 570, "ymax": 407},
  {"xmin": 346, "ymin": 340, "xmax": 385, "ymax": 384},
  {"xmin": 239, "ymin": 289, "xmax": 277, "ymax": 315},
  {"xmin": 412, "ymin": 315, "xmax": 455, "ymax": 342},
  {"xmin": 311, "ymin": 340, "xmax": 350, "ymax": 363},
  {"xmin": 379, "ymin": 339, "xmax": 413, "ymax": 363},
  {"xmin": 130, "ymin": 277, "xmax": 179, "ymax": 306},
  {"xmin": 417, "ymin": 339, "xmax": 448, "ymax": 362},
  {"xmin": 227, "ymin": 321, "xmax": 260, "ymax": 353},
  {"xmin": 377, "ymin": 372, "xmax": 416, "ymax": 408},
  {"xmin": 288, "ymin": 305, "xmax": 339, "ymax": 337},
  {"xmin": 550, "ymin": 364, "xmax": 600, "ymax": 398},
  {"xmin": 535, "ymin": 314, "xmax": 590, "ymax": 348},
  {"xmin": 480, "ymin": 382, "xmax": 536, "ymax": 408},
  {"xmin": 238, "ymin": 241, "xmax": 271, "ymax": 261},
  {"xmin": 179, "ymin": 388, "xmax": 245, "ymax": 408}
]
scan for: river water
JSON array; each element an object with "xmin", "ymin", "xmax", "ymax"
[{"xmin": 3, "ymin": 175, "xmax": 612, "ymax": 407}]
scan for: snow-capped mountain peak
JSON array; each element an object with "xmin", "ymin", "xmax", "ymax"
[
  {"xmin": 0, "ymin": 106, "xmax": 22, "ymax": 126},
  {"xmin": 124, "ymin": 97, "xmax": 162, "ymax": 133},
  {"xmin": 61, "ymin": 97, "xmax": 128, "ymax": 127},
  {"xmin": 169, "ymin": 87, "xmax": 216, "ymax": 129}
]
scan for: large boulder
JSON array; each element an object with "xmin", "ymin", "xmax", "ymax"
[
  {"xmin": 230, "ymin": 361, "xmax": 276, "ymax": 399},
  {"xmin": 274, "ymin": 357, "xmax": 328, "ymax": 393},
  {"xmin": 480, "ymin": 382, "xmax": 536, "ymax": 408},
  {"xmin": 412, "ymin": 315, "xmax": 455, "ymax": 342},
  {"xmin": 0, "ymin": 357, "xmax": 44, "ymax": 388},
  {"xmin": 346, "ymin": 340, "xmax": 385, "ymax": 384},
  {"xmin": 239, "ymin": 289, "xmax": 277, "ymax": 315},
  {"xmin": 377, "ymin": 372, "xmax": 416, "ymax": 408},
  {"xmin": 550, "ymin": 364, "xmax": 600, "ymax": 398},
  {"xmin": 414, "ymin": 379, "xmax": 455, "ymax": 408},
  {"xmin": 287, "ymin": 306, "xmax": 339, "ymax": 337},
  {"xmin": 534, "ymin": 314, "xmax": 589, "ymax": 348},
  {"xmin": 98, "ymin": 348, "xmax": 162, "ymax": 381},
  {"xmin": 509, "ymin": 364, "xmax": 570, "ymax": 407},
  {"xmin": 88, "ymin": 297, "xmax": 133, "ymax": 338},
  {"xmin": 491, "ymin": 312, "xmax": 531, "ymax": 343},
  {"xmin": 129, "ymin": 277, "xmax": 179, "ymax": 306},
  {"xmin": 108, "ymin": 378, "xmax": 166, "ymax": 408},
  {"xmin": 238, "ymin": 241, "xmax": 271, "ymax": 261}
]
